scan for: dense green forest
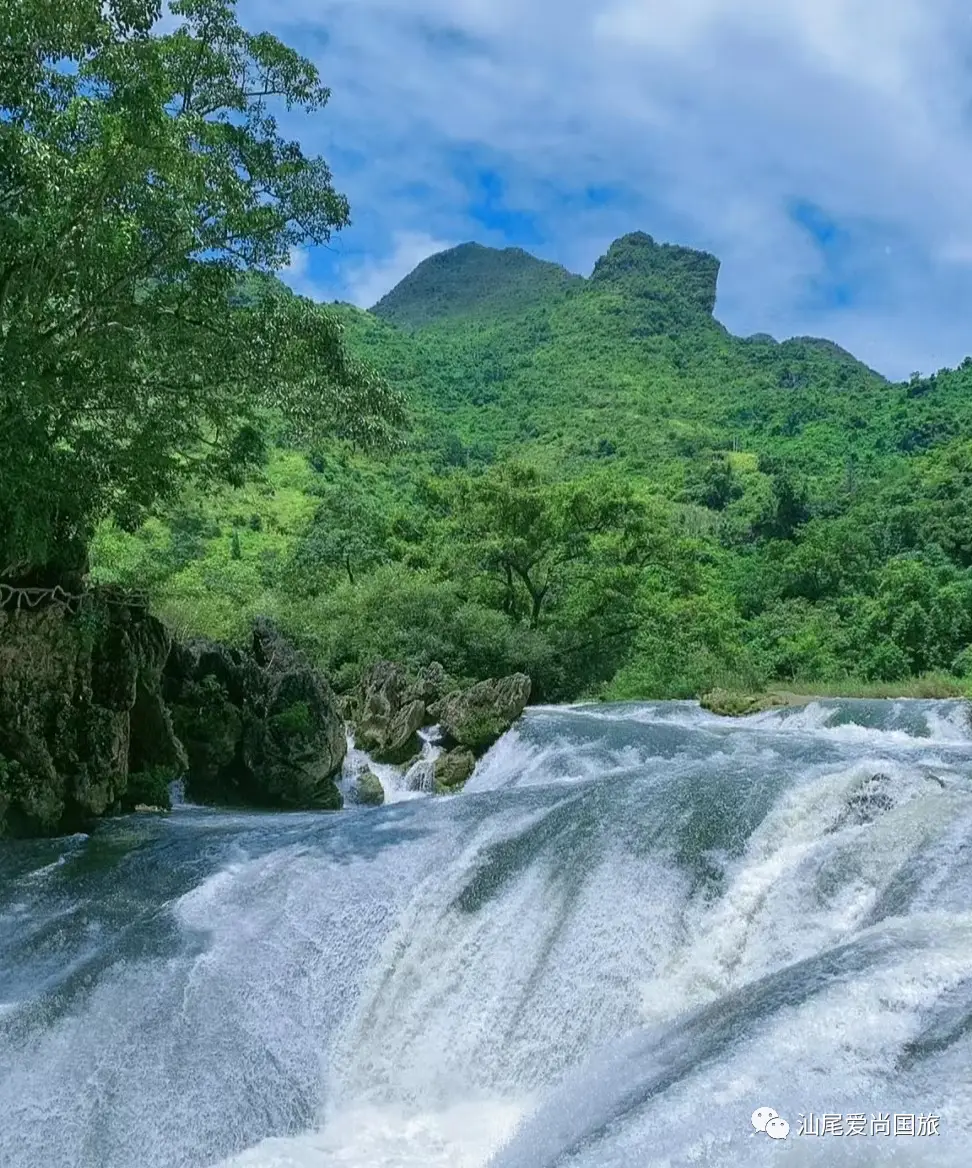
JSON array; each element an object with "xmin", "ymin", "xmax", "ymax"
[
  {"xmin": 7, "ymin": 0, "xmax": 972, "ymax": 708},
  {"xmin": 91, "ymin": 233, "xmax": 972, "ymax": 703}
]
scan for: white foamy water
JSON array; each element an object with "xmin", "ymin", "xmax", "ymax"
[
  {"xmin": 1, "ymin": 698, "xmax": 971, "ymax": 1167},
  {"xmin": 218, "ymin": 1100, "xmax": 525, "ymax": 1168},
  {"xmin": 340, "ymin": 727, "xmax": 443, "ymax": 804}
]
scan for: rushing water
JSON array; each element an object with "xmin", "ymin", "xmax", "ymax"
[{"xmin": 2, "ymin": 699, "xmax": 972, "ymax": 1167}]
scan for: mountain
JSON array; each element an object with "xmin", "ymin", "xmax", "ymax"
[
  {"xmin": 338, "ymin": 232, "xmax": 891, "ymax": 491},
  {"xmin": 370, "ymin": 241, "xmax": 583, "ymax": 329},
  {"xmin": 589, "ymin": 230, "xmax": 720, "ymax": 317},
  {"xmin": 92, "ymin": 230, "xmax": 972, "ymax": 708}
]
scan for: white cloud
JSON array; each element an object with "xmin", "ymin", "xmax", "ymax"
[{"xmin": 236, "ymin": 0, "xmax": 972, "ymax": 377}]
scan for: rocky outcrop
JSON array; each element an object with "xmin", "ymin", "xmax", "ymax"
[
  {"xmin": 433, "ymin": 748, "xmax": 476, "ymax": 792},
  {"xmin": 405, "ymin": 661, "xmax": 448, "ymax": 706},
  {"xmin": 0, "ymin": 598, "xmax": 184, "ymax": 838},
  {"xmin": 590, "ymin": 231, "xmax": 720, "ymax": 322},
  {"xmin": 165, "ymin": 618, "xmax": 346, "ymax": 810},
  {"xmin": 350, "ymin": 770, "xmax": 385, "ymax": 806},
  {"xmin": 699, "ymin": 689, "xmax": 788, "ymax": 717},
  {"xmin": 439, "ymin": 673, "xmax": 532, "ymax": 754},
  {"xmin": 698, "ymin": 689, "xmax": 819, "ymax": 717},
  {"xmin": 353, "ymin": 660, "xmax": 448, "ymax": 763},
  {"xmin": 347, "ymin": 662, "xmax": 530, "ymax": 794}
]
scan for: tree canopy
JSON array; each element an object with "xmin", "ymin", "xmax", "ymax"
[{"xmin": 0, "ymin": 0, "xmax": 404, "ymax": 583}]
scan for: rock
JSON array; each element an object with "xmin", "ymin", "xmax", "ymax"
[
  {"xmin": 354, "ymin": 660, "xmax": 408, "ymax": 746},
  {"xmin": 166, "ymin": 667, "xmax": 246, "ymax": 791},
  {"xmin": 374, "ymin": 699, "xmax": 427, "ymax": 764},
  {"xmin": 353, "ymin": 770, "xmax": 385, "ymax": 806},
  {"xmin": 124, "ymin": 765, "xmax": 176, "ymax": 812},
  {"xmin": 433, "ymin": 748, "xmax": 476, "ymax": 791},
  {"xmin": 828, "ymin": 773, "xmax": 895, "ymax": 833},
  {"xmin": 406, "ymin": 661, "xmax": 448, "ymax": 708},
  {"xmin": 699, "ymin": 689, "xmax": 788, "ymax": 717},
  {"xmin": 354, "ymin": 661, "xmax": 427, "ymax": 762},
  {"xmin": 0, "ymin": 598, "xmax": 182, "ymax": 838},
  {"xmin": 439, "ymin": 673, "xmax": 531, "ymax": 755},
  {"xmin": 846, "ymin": 773, "xmax": 895, "ymax": 819},
  {"xmin": 165, "ymin": 618, "xmax": 346, "ymax": 811},
  {"xmin": 128, "ymin": 616, "xmax": 186, "ymax": 780},
  {"xmin": 336, "ymin": 692, "xmax": 358, "ymax": 724}
]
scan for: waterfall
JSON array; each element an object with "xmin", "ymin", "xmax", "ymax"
[{"xmin": 2, "ymin": 698, "xmax": 970, "ymax": 1167}]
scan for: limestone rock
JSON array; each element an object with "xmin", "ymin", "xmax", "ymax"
[
  {"xmin": 433, "ymin": 748, "xmax": 476, "ymax": 791},
  {"xmin": 373, "ymin": 699, "xmax": 427, "ymax": 764},
  {"xmin": 406, "ymin": 661, "xmax": 448, "ymax": 707},
  {"xmin": 699, "ymin": 689, "xmax": 788, "ymax": 717},
  {"xmin": 353, "ymin": 770, "xmax": 385, "ymax": 806},
  {"xmin": 439, "ymin": 673, "xmax": 532, "ymax": 755},
  {"xmin": 0, "ymin": 599, "xmax": 181, "ymax": 838},
  {"xmin": 165, "ymin": 618, "xmax": 346, "ymax": 811},
  {"xmin": 354, "ymin": 661, "xmax": 427, "ymax": 762}
]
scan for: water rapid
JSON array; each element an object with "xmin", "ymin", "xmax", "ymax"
[{"xmin": 2, "ymin": 698, "xmax": 971, "ymax": 1167}]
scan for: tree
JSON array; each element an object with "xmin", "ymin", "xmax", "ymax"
[
  {"xmin": 447, "ymin": 462, "xmax": 653, "ymax": 629},
  {"xmin": 289, "ymin": 479, "xmax": 390, "ymax": 589},
  {"xmin": 861, "ymin": 555, "xmax": 972, "ymax": 678},
  {"xmin": 696, "ymin": 454, "xmax": 742, "ymax": 511},
  {"xmin": 0, "ymin": 0, "xmax": 404, "ymax": 585}
]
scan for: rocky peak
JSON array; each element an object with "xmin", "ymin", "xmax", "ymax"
[{"xmin": 590, "ymin": 231, "xmax": 720, "ymax": 318}]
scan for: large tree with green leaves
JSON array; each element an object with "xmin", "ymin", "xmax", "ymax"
[
  {"xmin": 446, "ymin": 462, "xmax": 655, "ymax": 628},
  {"xmin": 0, "ymin": 0, "xmax": 404, "ymax": 584}
]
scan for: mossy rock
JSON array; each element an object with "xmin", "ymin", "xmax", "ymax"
[
  {"xmin": 269, "ymin": 699, "xmax": 315, "ymax": 735},
  {"xmin": 699, "ymin": 689, "xmax": 788, "ymax": 717},
  {"xmin": 354, "ymin": 770, "xmax": 385, "ymax": 806},
  {"xmin": 439, "ymin": 674, "xmax": 531, "ymax": 755},
  {"xmin": 121, "ymin": 766, "xmax": 176, "ymax": 812},
  {"xmin": 433, "ymin": 747, "xmax": 476, "ymax": 790}
]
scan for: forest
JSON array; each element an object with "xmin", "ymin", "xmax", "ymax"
[{"xmin": 7, "ymin": 0, "xmax": 972, "ymax": 713}]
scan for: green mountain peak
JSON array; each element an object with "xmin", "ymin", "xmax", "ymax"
[
  {"xmin": 369, "ymin": 231, "xmax": 723, "ymax": 336},
  {"xmin": 589, "ymin": 231, "xmax": 720, "ymax": 318},
  {"xmin": 370, "ymin": 241, "xmax": 582, "ymax": 329}
]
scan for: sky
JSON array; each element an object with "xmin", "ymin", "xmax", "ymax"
[{"xmin": 236, "ymin": 0, "xmax": 972, "ymax": 380}]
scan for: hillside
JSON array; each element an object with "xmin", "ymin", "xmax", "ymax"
[
  {"xmin": 91, "ymin": 232, "xmax": 972, "ymax": 703},
  {"xmin": 339, "ymin": 231, "xmax": 892, "ymax": 492}
]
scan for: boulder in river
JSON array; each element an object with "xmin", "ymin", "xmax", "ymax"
[
  {"xmin": 405, "ymin": 661, "xmax": 448, "ymax": 707},
  {"xmin": 353, "ymin": 661, "xmax": 427, "ymax": 763},
  {"xmin": 438, "ymin": 673, "xmax": 532, "ymax": 755},
  {"xmin": 165, "ymin": 618, "xmax": 345, "ymax": 810},
  {"xmin": 699, "ymin": 688, "xmax": 789, "ymax": 717},
  {"xmin": 433, "ymin": 748, "xmax": 476, "ymax": 792},
  {"xmin": 352, "ymin": 770, "xmax": 385, "ymax": 806}
]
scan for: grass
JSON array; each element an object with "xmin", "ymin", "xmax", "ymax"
[{"xmin": 767, "ymin": 673, "xmax": 969, "ymax": 701}]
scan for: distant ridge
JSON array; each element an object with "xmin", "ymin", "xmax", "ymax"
[{"xmin": 366, "ymin": 231, "xmax": 885, "ymax": 378}]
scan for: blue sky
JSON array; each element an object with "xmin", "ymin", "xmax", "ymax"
[{"xmin": 236, "ymin": 0, "xmax": 972, "ymax": 380}]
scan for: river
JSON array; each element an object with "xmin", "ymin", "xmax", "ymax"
[{"xmin": 2, "ymin": 699, "xmax": 971, "ymax": 1166}]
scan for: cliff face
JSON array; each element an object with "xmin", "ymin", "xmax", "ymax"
[
  {"xmin": 0, "ymin": 597, "xmax": 185, "ymax": 838},
  {"xmin": 0, "ymin": 601, "xmax": 349, "ymax": 838},
  {"xmin": 163, "ymin": 618, "xmax": 347, "ymax": 811}
]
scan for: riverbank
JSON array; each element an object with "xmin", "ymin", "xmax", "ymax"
[{"xmin": 699, "ymin": 673, "xmax": 970, "ymax": 716}]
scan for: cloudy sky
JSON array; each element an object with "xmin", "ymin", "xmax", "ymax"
[{"xmin": 239, "ymin": 0, "xmax": 972, "ymax": 379}]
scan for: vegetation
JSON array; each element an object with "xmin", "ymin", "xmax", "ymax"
[
  {"xmin": 89, "ymin": 231, "xmax": 972, "ymax": 702},
  {"xmin": 0, "ymin": 0, "xmax": 402, "ymax": 585},
  {"xmin": 8, "ymin": 5, "xmax": 972, "ymax": 708}
]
